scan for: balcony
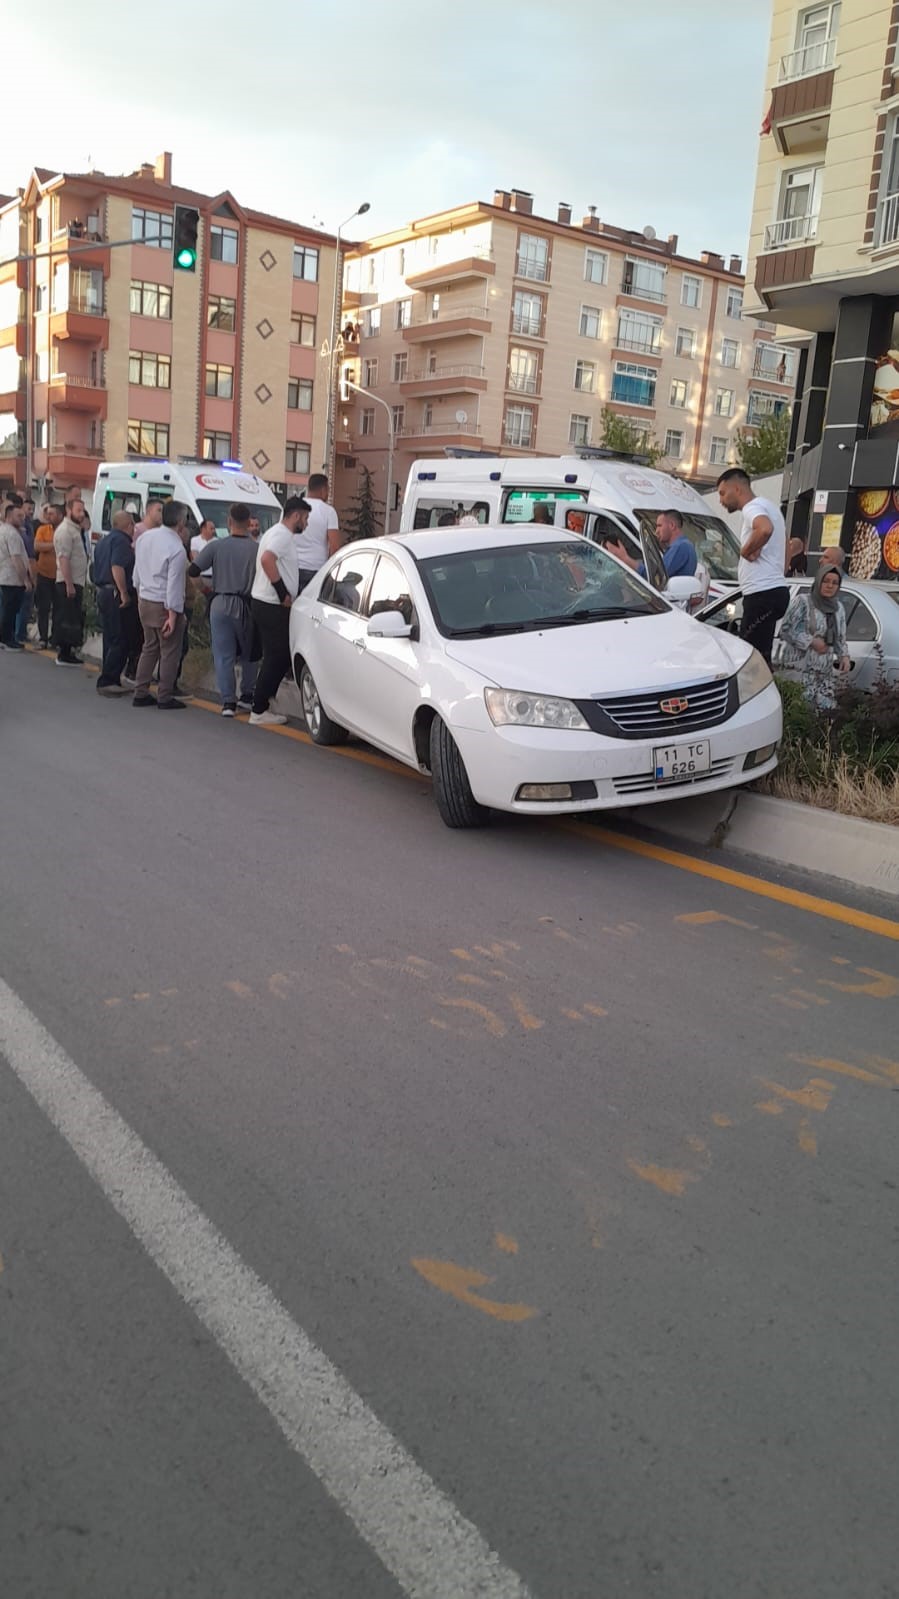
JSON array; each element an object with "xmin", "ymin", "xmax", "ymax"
[
  {"xmin": 510, "ymin": 314, "xmax": 543, "ymax": 339},
  {"xmin": 778, "ymin": 35, "xmax": 836, "ymax": 83},
  {"xmin": 399, "ymin": 363, "xmax": 488, "ymax": 398},
  {"xmin": 514, "ymin": 257, "xmax": 549, "ymax": 282},
  {"xmin": 49, "ymin": 372, "xmax": 108, "ymax": 417},
  {"xmin": 876, "ymin": 191, "xmax": 899, "ymax": 250},
  {"xmin": 49, "ymin": 304, "xmax": 109, "ymax": 348},
  {"xmin": 507, "ymin": 374, "xmax": 539, "ymax": 395},
  {"xmin": 397, "ymin": 420, "xmax": 483, "ymax": 447},
  {"xmin": 619, "ymin": 275, "xmax": 666, "ymax": 305},
  {"xmin": 762, "ymin": 213, "xmax": 817, "ymax": 251},
  {"xmin": 752, "ymin": 347, "xmax": 796, "ymax": 383},
  {"xmin": 615, "ymin": 332, "xmax": 662, "ymax": 355},
  {"xmin": 47, "ymin": 442, "xmax": 104, "ymax": 477},
  {"xmin": 402, "ymin": 303, "xmax": 491, "ymax": 343},
  {"xmin": 406, "ymin": 253, "xmax": 495, "ymax": 291}
]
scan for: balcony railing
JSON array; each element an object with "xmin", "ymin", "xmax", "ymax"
[
  {"xmin": 397, "ymin": 421, "xmax": 482, "ymax": 438},
  {"xmin": 778, "ymin": 35, "xmax": 836, "ymax": 83},
  {"xmin": 511, "ymin": 315, "xmax": 542, "ymax": 337},
  {"xmin": 515, "ymin": 257, "xmax": 549, "ymax": 281},
  {"xmin": 762, "ymin": 213, "xmax": 817, "ymax": 250},
  {"xmin": 616, "ymin": 331, "xmax": 662, "ymax": 354},
  {"xmin": 411, "ymin": 302, "xmax": 489, "ymax": 326},
  {"xmin": 620, "ymin": 276, "xmax": 666, "ymax": 303},
  {"xmin": 752, "ymin": 349, "xmax": 795, "ymax": 382},
  {"xmin": 53, "ymin": 298, "xmax": 106, "ymax": 317},
  {"xmin": 49, "ymin": 372, "xmax": 104, "ymax": 388},
  {"xmin": 409, "ymin": 363, "xmax": 486, "ymax": 381},
  {"xmin": 877, "ymin": 191, "xmax": 899, "ymax": 248},
  {"xmin": 508, "ymin": 374, "xmax": 539, "ymax": 393},
  {"xmin": 503, "ymin": 431, "xmax": 534, "ymax": 449}
]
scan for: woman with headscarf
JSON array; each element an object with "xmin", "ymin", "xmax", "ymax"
[{"xmin": 779, "ymin": 564, "xmax": 850, "ymax": 711}]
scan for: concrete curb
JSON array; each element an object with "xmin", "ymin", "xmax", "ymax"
[{"xmin": 613, "ymin": 788, "xmax": 899, "ymax": 901}]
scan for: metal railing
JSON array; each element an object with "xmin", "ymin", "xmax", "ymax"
[
  {"xmin": 616, "ymin": 331, "xmax": 662, "ymax": 354},
  {"xmin": 620, "ymin": 275, "xmax": 666, "ymax": 303},
  {"xmin": 49, "ymin": 442, "xmax": 104, "ymax": 456},
  {"xmin": 397, "ymin": 420, "xmax": 482, "ymax": 438},
  {"xmin": 49, "ymin": 372, "xmax": 104, "ymax": 388},
  {"xmin": 763, "ymin": 213, "xmax": 817, "ymax": 250},
  {"xmin": 515, "ymin": 257, "xmax": 549, "ymax": 281},
  {"xmin": 53, "ymin": 298, "xmax": 106, "ymax": 317},
  {"xmin": 752, "ymin": 348, "xmax": 795, "ymax": 381},
  {"xmin": 778, "ymin": 35, "xmax": 836, "ymax": 83},
  {"xmin": 877, "ymin": 191, "xmax": 899, "ymax": 248},
  {"xmin": 511, "ymin": 315, "xmax": 542, "ymax": 337},
  {"xmin": 408, "ymin": 363, "xmax": 486, "ymax": 381},
  {"xmin": 508, "ymin": 374, "xmax": 539, "ymax": 393}
]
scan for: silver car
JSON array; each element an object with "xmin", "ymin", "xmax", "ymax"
[{"xmin": 697, "ymin": 577, "xmax": 899, "ymax": 692}]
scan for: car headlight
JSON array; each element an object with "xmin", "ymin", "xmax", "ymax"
[
  {"xmin": 737, "ymin": 648, "xmax": 773, "ymax": 705},
  {"xmin": 485, "ymin": 688, "xmax": 590, "ymax": 730}
]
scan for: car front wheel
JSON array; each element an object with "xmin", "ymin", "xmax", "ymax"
[
  {"xmin": 429, "ymin": 716, "xmax": 490, "ymax": 829},
  {"xmin": 299, "ymin": 662, "xmax": 348, "ymax": 746}
]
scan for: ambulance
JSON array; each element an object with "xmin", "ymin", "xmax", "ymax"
[
  {"xmin": 400, "ymin": 455, "xmax": 743, "ymax": 601},
  {"xmin": 92, "ymin": 458, "xmax": 283, "ymax": 539}
]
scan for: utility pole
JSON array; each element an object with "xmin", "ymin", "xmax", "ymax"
[{"xmin": 325, "ymin": 202, "xmax": 369, "ymax": 483}]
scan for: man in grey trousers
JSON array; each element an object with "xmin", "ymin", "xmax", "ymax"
[
  {"xmin": 131, "ymin": 500, "xmax": 189, "ymax": 710},
  {"xmin": 188, "ymin": 502, "xmax": 258, "ymax": 716}
]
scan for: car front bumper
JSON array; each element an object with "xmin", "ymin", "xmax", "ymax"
[{"xmin": 453, "ymin": 684, "xmax": 783, "ymax": 815}]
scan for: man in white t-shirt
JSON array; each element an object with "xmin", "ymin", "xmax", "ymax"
[
  {"xmin": 293, "ymin": 473, "xmax": 343, "ymax": 593},
  {"xmin": 249, "ymin": 495, "xmax": 310, "ymax": 726},
  {"xmin": 717, "ymin": 468, "xmax": 789, "ymax": 666}
]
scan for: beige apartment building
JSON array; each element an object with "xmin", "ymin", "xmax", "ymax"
[
  {"xmin": 747, "ymin": 0, "xmax": 899, "ymax": 574},
  {"xmin": 0, "ymin": 154, "xmax": 337, "ymax": 506},
  {"xmin": 335, "ymin": 190, "xmax": 796, "ymax": 524}
]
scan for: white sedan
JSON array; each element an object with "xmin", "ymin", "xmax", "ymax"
[{"xmin": 289, "ymin": 527, "xmax": 782, "ymax": 828}]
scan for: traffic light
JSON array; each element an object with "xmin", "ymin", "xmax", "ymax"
[{"xmin": 173, "ymin": 205, "xmax": 199, "ymax": 272}]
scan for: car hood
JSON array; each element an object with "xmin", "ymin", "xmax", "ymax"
[{"xmin": 443, "ymin": 610, "xmax": 749, "ymax": 695}]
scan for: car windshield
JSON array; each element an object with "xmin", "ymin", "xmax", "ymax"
[
  {"xmin": 416, "ymin": 540, "xmax": 668, "ymax": 638},
  {"xmin": 196, "ymin": 499, "xmax": 281, "ymax": 537},
  {"xmin": 633, "ymin": 508, "xmax": 742, "ymax": 581}
]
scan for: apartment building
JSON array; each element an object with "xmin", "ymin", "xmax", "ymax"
[
  {"xmin": 335, "ymin": 191, "xmax": 796, "ymax": 525},
  {"xmin": 0, "ymin": 154, "xmax": 337, "ymax": 504},
  {"xmin": 747, "ymin": 0, "xmax": 899, "ymax": 574}
]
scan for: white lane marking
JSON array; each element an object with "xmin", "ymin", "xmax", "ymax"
[{"xmin": 0, "ymin": 977, "xmax": 533, "ymax": 1599}]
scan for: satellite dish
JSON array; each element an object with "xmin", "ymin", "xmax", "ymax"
[
  {"xmin": 642, "ymin": 225, "xmax": 657, "ymax": 241},
  {"xmin": 455, "ymin": 409, "xmax": 468, "ymax": 424}
]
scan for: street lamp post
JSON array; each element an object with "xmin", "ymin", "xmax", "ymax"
[
  {"xmin": 326, "ymin": 201, "xmax": 370, "ymax": 482},
  {"xmin": 341, "ymin": 377, "xmax": 395, "ymax": 533}
]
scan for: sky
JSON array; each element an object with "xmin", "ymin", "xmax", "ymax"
[{"xmin": 2, "ymin": 0, "xmax": 772, "ymax": 259}]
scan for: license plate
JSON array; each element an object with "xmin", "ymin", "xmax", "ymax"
[{"xmin": 653, "ymin": 740, "xmax": 711, "ymax": 781}]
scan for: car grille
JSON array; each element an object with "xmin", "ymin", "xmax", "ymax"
[
  {"xmin": 613, "ymin": 757, "xmax": 736, "ymax": 796},
  {"xmin": 578, "ymin": 678, "xmax": 735, "ymax": 740}
]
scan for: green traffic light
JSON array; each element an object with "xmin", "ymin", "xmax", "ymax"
[{"xmin": 176, "ymin": 247, "xmax": 196, "ymax": 269}]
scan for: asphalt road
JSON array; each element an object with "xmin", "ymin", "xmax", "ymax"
[{"xmin": 2, "ymin": 648, "xmax": 898, "ymax": 1599}]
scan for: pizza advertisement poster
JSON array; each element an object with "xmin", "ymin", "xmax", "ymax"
[{"xmin": 849, "ymin": 489, "xmax": 899, "ymax": 579}]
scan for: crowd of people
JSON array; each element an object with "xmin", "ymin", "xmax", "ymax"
[{"xmin": 0, "ymin": 473, "xmax": 344, "ymax": 723}]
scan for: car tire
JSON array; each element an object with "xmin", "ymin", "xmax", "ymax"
[
  {"xmin": 299, "ymin": 662, "xmax": 348, "ymax": 746},
  {"xmin": 429, "ymin": 716, "xmax": 490, "ymax": 829}
]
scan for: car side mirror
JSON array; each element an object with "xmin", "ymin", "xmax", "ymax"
[
  {"xmin": 367, "ymin": 609, "xmax": 413, "ymax": 639},
  {"xmin": 666, "ymin": 575, "xmax": 705, "ymax": 611}
]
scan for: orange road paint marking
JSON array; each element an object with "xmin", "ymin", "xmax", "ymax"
[
  {"xmin": 434, "ymin": 995, "xmax": 507, "ymax": 1037},
  {"xmin": 756, "ymin": 1078, "xmax": 835, "ymax": 1115},
  {"xmin": 686, "ymin": 1135, "xmax": 708, "ymax": 1154},
  {"xmin": 818, "ymin": 967, "xmax": 899, "ymax": 999},
  {"xmin": 411, "ymin": 1258, "xmax": 538, "ymax": 1323},
  {"xmin": 133, "ymin": 993, "xmax": 151, "ymax": 1002},
  {"xmin": 225, "ymin": 980, "xmax": 254, "ymax": 1000},
  {"xmin": 676, "ymin": 910, "xmax": 758, "ymax": 930},
  {"xmin": 628, "ymin": 1161, "xmax": 699, "ymax": 1197},
  {"xmin": 788, "ymin": 989, "xmax": 829, "ymax": 1005},
  {"xmin": 450, "ymin": 948, "xmax": 473, "ymax": 962},
  {"xmin": 798, "ymin": 1121, "xmax": 818, "ymax": 1157},
  {"xmin": 428, "ymin": 1017, "xmax": 451, "ymax": 1031},
  {"xmin": 561, "ymin": 1008, "xmax": 586, "ymax": 1021},
  {"xmin": 789, "ymin": 1053, "xmax": 884, "ymax": 1086},
  {"xmin": 495, "ymin": 1233, "xmax": 519, "ymax": 1255},
  {"xmin": 711, "ymin": 1112, "xmax": 735, "ymax": 1127},
  {"xmin": 456, "ymin": 972, "xmax": 490, "ymax": 988},
  {"xmin": 508, "ymin": 993, "xmax": 543, "ymax": 1031},
  {"xmin": 103, "ymin": 998, "xmax": 122, "ymax": 1008},
  {"xmin": 583, "ymin": 1002, "xmax": 608, "ymax": 1017}
]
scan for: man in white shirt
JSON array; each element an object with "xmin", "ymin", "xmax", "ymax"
[
  {"xmin": 293, "ymin": 473, "xmax": 343, "ymax": 593},
  {"xmin": 249, "ymin": 495, "xmax": 310, "ymax": 726},
  {"xmin": 0, "ymin": 500, "xmax": 33, "ymax": 650},
  {"xmin": 717, "ymin": 468, "xmax": 789, "ymax": 666},
  {"xmin": 131, "ymin": 499, "xmax": 189, "ymax": 709}
]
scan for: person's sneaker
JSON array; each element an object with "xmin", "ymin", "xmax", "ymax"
[
  {"xmin": 54, "ymin": 654, "xmax": 79, "ymax": 665},
  {"xmin": 249, "ymin": 710, "xmax": 287, "ymax": 727},
  {"xmin": 97, "ymin": 683, "xmax": 130, "ymax": 697},
  {"xmin": 132, "ymin": 694, "xmax": 157, "ymax": 707},
  {"xmin": 121, "ymin": 673, "xmax": 137, "ymax": 688},
  {"xmin": 237, "ymin": 697, "xmax": 254, "ymax": 712},
  {"xmin": 221, "ymin": 703, "xmax": 236, "ymax": 718},
  {"xmin": 157, "ymin": 698, "xmax": 187, "ymax": 710}
]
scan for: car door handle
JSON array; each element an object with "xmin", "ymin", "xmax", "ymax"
[{"xmin": 354, "ymin": 637, "xmax": 367, "ymax": 652}]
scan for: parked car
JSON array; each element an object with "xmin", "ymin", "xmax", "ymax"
[
  {"xmin": 697, "ymin": 577, "xmax": 899, "ymax": 692},
  {"xmin": 288, "ymin": 527, "xmax": 782, "ymax": 829}
]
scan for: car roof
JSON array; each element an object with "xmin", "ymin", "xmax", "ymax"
[{"xmin": 387, "ymin": 525, "xmax": 586, "ymax": 559}]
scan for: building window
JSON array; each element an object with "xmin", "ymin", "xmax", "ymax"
[
  {"xmin": 765, "ymin": 166, "xmax": 823, "ymax": 250},
  {"xmin": 584, "ymin": 248, "xmax": 608, "ymax": 284},
  {"xmin": 292, "ymin": 244, "xmax": 319, "ymax": 281},
  {"xmin": 54, "ymin": 265, "xmax": 103, "ymax": 315},
  {"xmin": 35, "ymin": 283, "xmax": 46, "ymax": 313},
  {"xmin": 747, "ymin": 391, "xmax": 788, "ymax": 426},
  {"xmin": 286, "ymin": 442, "xmax": 311, "ymax": 475},
  {"xmin": 504, "ymin": 404, "xmax": 535, "ymax": 448},
  {"xmin": 681, "ymin": 274, "xmax": 702, "ymax": 308},
  {"xmin": 676, "ymin": 326, "xmax": 696, "ymax": 357},
  {"xmin": 290, "ymin": 312, "xmax": 316, "ymax": 346},
  {"xmin": 366, "ymin": 257, "xmax": 376, "ymax": 287},
  {"xmin": 579, "ymin": 304, "xmax": 602, "ymax": 339},
  {"xmin": 516, "ymin": 232, "xmax": 550, "ymax": 281},
  {"xmin": 754, "ymin": 342, "xmax": 794, "ymax": 382},
  {"xmin": 423, "ymin": 403, "xmax": 434, "ymax": 428},
  {"xmin": 710, "ymin": 436, "xmax": 728, "ymax": 464},
  {"xmin": 288, "ymin": 377, "xmax": 314, "ymax": 411},
  {"xmin": 574, "ymin": 359, "xmax": 596, "ymax": 393},
  {"xmin": 361, "ymin": 407, "xmax": 376, "ymax": 436},
  {"xmin": 610, "ymin": 361, "xmax": 657, "ymax": 407},
  {"xmin": 35, "ymin": 349, "xmax": 48, "ymax": 382},
  {"xmin": 726, "ymin": 286, "xmax": 744, "ymax": 318},
  {"xmin": 129, "ymin": 351, "xmax": 172, "ymax": 389},
  {"xmin": 363, "ymin": 357, "xmax": 379, "ymax": 387},
  {"xmin": 392, "ymin": 404, "xmax": 405, "ymax": 433},
  {"xmin": 209, "ymin": 224, "xmax": 239, "ymax": 265},
  {"xmin": 34, "ymin": 419, "xmax": 46, "ymax": 449},
  {"xmin": 512, "ymin": 290, "xmax": 543, "ymax": 337},
  {"xmin": 877, "ymin": 114, "xmax": 899, "ymax": 245},
  {"xmin": 715, "ymin": 388, "xmax": 735, "ymax": 417},
  {"xmin": 130, "ymin": 279, "xmax": 172, "ymax": 319},
  {"xmin": 397, "ymin": 246, "xmax": 406, "ymax": 274},
  {"xmin": 131, "ymin": 206, "xmax": 172, "ymax": 249},
  {"xmin": 621, "ymin": 256, "xmax": 666, "ymax": 302},
  {"xmin": 616, "ymin": 308, "xmax": 662, "ymax": 353},
  {"xmin": 202, "ymin": 431, "xmax": 232, "ymax": 460},
  {"xmin": 508, "ymin": 345, "xmax": 539, "ymax": 394},
  {"xmin": 205, "ymin": 362, "xmax": 234, "ymax": 399},
  {"xmin": 395, "ymin": 298, "xmax": 412, "ymax": 330},
  {"xmin": 429, "ymin": 293, "xmax": 441, "ymax": 321},
  {"xmin": 781, "ymin": 3, "xmax": 840, "ymax": 81},
  {"xmin": 365, "ymin": 306, "xmax": 381, "ymax": 337},
  {"xmin": 670, "ymin": 378, "xmax": 688, "ymax": 408},
  {"xmin": 721, "ymin": 338, "xmax": 740, "ymax": 368},
  {"xmin": 664, "ymin": 429, "xmax": 685, "ymax": 459},
  {"xmin": 569, "ymin": 413, "xmax": 591, "ymax": 447},
  {"xmin": 392, "ymin": 352, "xmax": 408, "ymax": 381},
  {"xmin": 35, "ymin": 214, "xmax": 44, "ymax": 244},
  {"xmin": 207, "ymin": 295, "xmax": 237, "ymax": 331},
  {"xmin": 128, "ymin": 419, "xmax": 170, "ymax": 456}
]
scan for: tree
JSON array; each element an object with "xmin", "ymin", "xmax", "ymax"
[
  {"xmin": 734, "ymin": 408, "xmax": 791, "ymax": 476},
  {"xmin": 342, "ymin": 465, "xmax": 384, "ymax": 541},
  {"xmin": 599, "ymin": 407, "xmax": 663, "ymax": 467}
]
